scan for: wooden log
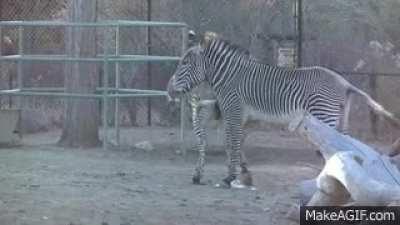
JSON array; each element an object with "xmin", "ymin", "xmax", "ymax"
[{"xmin": 289, "ymin": 114, "xmax": 400, "ymax": 206}]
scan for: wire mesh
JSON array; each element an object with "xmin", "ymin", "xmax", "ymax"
[
  {"xmin": 1, "ymin": 0, "xmax": 400, "ymax": 149},
  {"xmin": 0, "ymin": 3, "xmax": 187, "ymax": 151},
  {"xmin": 0, "ymin": 0, "xmax": 187, "ymax": 135}
]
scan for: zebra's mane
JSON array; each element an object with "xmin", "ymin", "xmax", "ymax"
[{"xmin": 210, "ymin": 38, "xmax": 251, "ymax": 58}]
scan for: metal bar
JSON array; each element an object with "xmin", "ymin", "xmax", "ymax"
[
  {"xmin": 180, "ymin": 26, "xmax": 188, "ymax": 155},
  {"xmin": 22, "ymin": 87, "xmax": 65, "ymax": 92},
  {"xmin": 0, "ymin": 20, "xmax": 187, "ymax": 28},
  {"xmin": 8, "ymin": 66, "xmax": 13, "ymax": 108},
  {"xmin": 108, "ymin": 93, "xmax": 166, "ymax": 97},
  {"xmin": 115, "ymin": 25, "xmax": 121, "ymax": 145},
  {"xmin": 0, "ymin": 89, "xmax": 20, "ymax": 93},
  {"xmin": 115, "ymin": 20, "xmax": 186, "ymax": 27},
  {"xmin": 17, "ymin": 27, "xmax": 23, "ymax": 112},
  {"xmin": 103, "ymin": 31, "xmax": 110, "ymax": 151},
  {"xmin": 0, "ymin": 54, "xmax": 181, "ymax": 62},
  {"xmin": 97, "ymin": 88, "xmax": 166, "ymax": 94},
  {"xmin": 0, "ymin": 90, "xmax": 102, "ymax": 98},
  {"xmin": 296, "ymin": 0, "xmax": 303, "ymax": 67},
  {"xmin": 0, "ymin": 26, "xmax": 3, "ymax": 109},
  {"xmin": 0, "ymin": 26, "xmax": 2, "ymax": 55},
  {"xmin": 0, "ymin": 90, "xmax": 166, "ymax": 98},
  {"xmin": 10, "ymin": 87, "xmax": 167, "ymax": 95},
  {"xmin": 146, "ymin": 0, "xmax": 153, "ymax": 126}
]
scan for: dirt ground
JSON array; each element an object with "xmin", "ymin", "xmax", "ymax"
[{"xmin": 0, "ymin": 127, "xmax": 325, "ymax": 225}]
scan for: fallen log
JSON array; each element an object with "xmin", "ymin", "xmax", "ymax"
[{"xmin": 289, "ymin": 114, "xmax": 400, "ymax": 206}]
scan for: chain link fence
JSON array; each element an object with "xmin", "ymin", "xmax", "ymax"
[
  {"xmin": 1, "ymin": 0, "xmax": 399, "ymax": 146},
  {"xmin": 0, "ymin": 1, "xmax": 67, "ymax": 133},
  {"xmin": 0, "ymin": 0, "xmax": 186, "ymax": 136}
]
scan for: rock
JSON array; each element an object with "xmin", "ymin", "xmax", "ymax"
[
  {"xmin": 134, "ymin": 141, "xmax": 154, "ymax": 151},
  {"xmin": 175, "ymin": 149, "xmax": 182, "ymax": 155},
  {"xmin": 263, "ymin": 207, "xmax": 270, "ymax": 212}
]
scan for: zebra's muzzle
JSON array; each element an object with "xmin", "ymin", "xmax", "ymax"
[
  {"xmin": 166, "ymin": 93, "xmax": 180, "ymax": 103},
  {"xmin": 167, "ymin": 76, "xmax": 186, "ymax": 102},
  {"xmin": 166, "ymin": 85, "xmax": 182, "ymax": 103}
]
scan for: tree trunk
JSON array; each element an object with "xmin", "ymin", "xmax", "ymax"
[{"xmin": 58, "ymin": 0, "xmax": 100, "ymax": 147}]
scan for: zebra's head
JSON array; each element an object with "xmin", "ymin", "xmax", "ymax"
[
  {"xmin": 167, "ymin": 31, "xmax": 218, "ymax": 101},
  {"xmin": 167, "ymin": 46, "xmax": 207, "ymax": 101}
]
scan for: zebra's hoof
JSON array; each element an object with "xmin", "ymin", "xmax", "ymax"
[
  {"xmin": 216, "ymin": 181, "xmax": 231, "ymax": 189},
  {"xmin": 222, "ymin": 175, "xmax": 236, "ymax": 188},
  {"xmin": 192, "ymin": 175, "xmax": 201, "ymax": 185},
  {"xmin": 192, "ymin": 174, "xmax": 207, "ymax": 185},
  {"xmin": 231, "ymin": 179, "xmax": 249, "ymax": 189},
  {"xmin": 240, "ymin": 170, "xmax": 253, "ymax": 187}
]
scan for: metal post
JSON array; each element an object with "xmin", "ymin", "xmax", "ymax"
[
  {"xmin": 295, "ymin": 0, "xmax": 303, "ymax": 67},
  {"xmin": 115, "ymin": 25, "xmax": 120, "ymax": 145},
  {"xmin": 103, "ymin": 30, "xmax": 110, "ymax": 150},
  {"xmin": 17, "ymin": 27, "xmax": 23, "ymax": 99},
  {"xmin": 180, "ymin": 26, "xmax": 188, "ymax": 155},
  {"xmin": 16, "ymin": 26, "xmax": 24, "ymax": 135},
  {"xmin": 0, "ymin": 26, "xmax": 2, "ymax": 109},
  {"xmin": 0, "ymin": 26, "xmax": 2, "ymax": 55},
  {"xmin": 146, "ymin": 0, "xmax": 153, "ymax": 126}
]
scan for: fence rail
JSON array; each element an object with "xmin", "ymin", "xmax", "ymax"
[
  {"xmin": 0, "ymin": 20, "xmax": 188, "ymax": 150},
  {"xmin": 0, "ymin": 20, "xmax": 187, "ymax": 27}
]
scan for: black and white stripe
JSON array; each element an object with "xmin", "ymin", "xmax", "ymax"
[{"xmin": 168, "ymin": 35, "xmax": 397, "ymax": 186}]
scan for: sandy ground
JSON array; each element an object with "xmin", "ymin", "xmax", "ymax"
[{"xmin": 0, "ymin": 127, "xmax": 324, "ymax": 225}]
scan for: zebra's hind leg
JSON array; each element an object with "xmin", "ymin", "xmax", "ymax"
[
  {"xmin": 239, "ymin": 151, "xmax": 253, "ymax": 187},
  {"xmin": 338, "ymin": 91, "xmax": 353, "ymax": 134},
  {"xmin": 220, "ymin": 99, "xmax": 245, "ymax": 188}
]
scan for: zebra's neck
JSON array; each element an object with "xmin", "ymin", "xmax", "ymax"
[{"xmin": 204, "ymin": 41, "xmax": 292, "ymax": 92}]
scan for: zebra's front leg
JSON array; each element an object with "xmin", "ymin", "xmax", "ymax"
[
  {"xmin": 239, "ymin": 132, "xmax": 253, "ymax": 187},
  {"xmin": 230, "ymin": 151, "xmax": 253, "ymax": 188},
  {"xmin": 193, "ymin": 137, "xmax": 206, "ymax": 184},
  {"xmin": 191, "ymin": 95, "xmax": 208, "ymax": 184}
]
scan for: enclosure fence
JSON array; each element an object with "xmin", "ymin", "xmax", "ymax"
[{"xmin": 0, "ymin": 20, "xmax": 188, "ymax": 150}]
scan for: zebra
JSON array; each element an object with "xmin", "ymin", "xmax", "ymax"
[{"xmin": 167, "ymin": 31, "xmax": 400, "ymax": 188}]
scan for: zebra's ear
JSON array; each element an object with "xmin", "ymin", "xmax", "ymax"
[
  {"xmin": 188, "ymin": 30, "xmax": 198, "ymax": 47},
  {"xmin": 188, "ymin": 30, "xmax": 196, "ymax": 41},
  {"xmin": 200, "ymin": 31, "xmax": 219, "ymax": 48}
]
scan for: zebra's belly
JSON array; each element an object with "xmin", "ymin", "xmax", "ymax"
[{"xmin": 243, "ymin": 105, "xmax": 305, "ymax": 124}]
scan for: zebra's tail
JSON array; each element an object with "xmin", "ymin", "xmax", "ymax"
[
  {"xmin": 348, "ymin": 85, "xmax": 400, "ymax": 129},
  {"xmin": 348, "ymin": 85, "xmax": 400, "ymax": 156}
]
